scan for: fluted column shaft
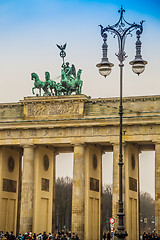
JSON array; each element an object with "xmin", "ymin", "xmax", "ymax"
[
  {"xmin": 72, "ymin": 144, "xmax": 85, "ymax": 240},
  {"xmin": 19, "ymin": 145, "xmax": 35, "ymax": 233}
]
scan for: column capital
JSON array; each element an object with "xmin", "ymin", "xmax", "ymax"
[
  {"xmin": 111, "ymin": 142, "xmax": 119, "ymax": 146},
  {"xmin": 111, "ymin": 142, "xmax": 126, "ymax": 147},
  {"xmin": 21, "ymin": 144, "xmax": 36, "ymax": 149},
  {"xmin": 111, "ymin": 141, "xmax": 125, "ymax": 146},
  {"xmin": 72, "ymin": 142, "xmax": 86, "ymax": 147}
]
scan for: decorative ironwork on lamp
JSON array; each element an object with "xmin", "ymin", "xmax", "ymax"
[
  {"xmin": 130, "ymin": 27, "xmax": 147, "ymax": 75},
  {"xmin": 96, "ymin": 31, "xmax": 114, "ymax": 77}
]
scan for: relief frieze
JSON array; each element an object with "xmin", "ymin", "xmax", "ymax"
[
  {"xmin": 80, "ymin": 126, "xmax": 93, "ymax": 136},
  {"xmin": 18, "ymin": 130, "xmax": 24, "ymax": 137},
  {"xmin": 30, "ymin": 129, "xmax": 37, "ymax": 137},
  {"xmin": 6, "ymin": 130, "xmax": 12, "ymax": 137},
  {"xmin": 56, "ymin": 129, "xmax": 64, "ymax": 136},
  {"xmin": 43, "ymin": 129, "xmax": 50, "ymax": 137},
  {"xmin": 107, "ymin": 126, "xmax": 116, "ymax": 134},
  {"xmin": 93, "ymin": 127, "xmax": 101, "ymax": 135},
  {"xmin": 67, "ymin": 127, "xmax": 79, "ymax": 137},
  {"xmin": 27, "ymin": 102, "xmax": 80, "ymax": 117}
]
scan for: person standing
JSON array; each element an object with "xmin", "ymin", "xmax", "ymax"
[
  {"xmin": 10, "ymin": 232, "xmax": 16, "ymax": 240},
  {"xmin": 28, "ymin": 233, "xmax": 32, "ymax": 240},
  {"xmin": 0, "ymin": 231, "xmax": 4, "ymax": 240},
  {"xmin": 32, "ymin": 234, "xmax": 36, "ymax": 240},
  {"xmin": 103, "ymin": 232, "xmax": 106, "ymax": 240},
  {"xmin": 142, "ymin": 232, "xmax": 148, "ymax": 240},
  {"xmin": 48, "ymin": 233, "xmax": 53, "ymax": 240},
  {"xmin": 37, "ymin": 234, "xmax": 43, "ymax": 240},
  {"xmin": 75, "ymin": 235, "xmax": 79, "ymax": 240},
  {"xmin": 16, "ymin": 234, "xmax": 22, "ymax": 240},
  {"xmin": 107, "ymin": 231, "xmax": 111, "ymax": 240},
  {"xmin": 42, "ymin": 232, "xmax": 47, "ymax": 240}
]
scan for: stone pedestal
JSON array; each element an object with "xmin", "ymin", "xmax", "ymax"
[
  {"xmin": 72, "ymin": 144, "xmax": 85, "ymax": 240},
  {"xmin": 19, "ymin": 145, "xmax": 35, "ymax": 233}
]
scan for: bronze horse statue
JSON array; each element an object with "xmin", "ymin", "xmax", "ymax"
[
  {"xmin": 31, "ymin": 72, "xmax": 58, "ymax": 96},
  {"xmin": 31, "ymin": 66, "xmax": 83, "ymax": 96},
  {"xmin": 45, "ymin": 72, "xmax": 58, "ymax": 96},
  {"xmin": 60, "ymin": 68, "xmax": 83, "ymax": 95},
  {"xmin": 69, "ymin": 69, "xmax": 83, "ymax": 94},
  {"xmin": 31, "ymin": 73, "xmax": 46, "ymax": 96}
]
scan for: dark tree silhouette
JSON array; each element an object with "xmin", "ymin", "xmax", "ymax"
[
  {"xmin": 55, "ymin": 177, "xmax": 72, "ymax": 231},
  {"xmin": 140, "ymin": 192, "xmax": 155, "ymax": 235},
  {"xmin": 102, "ymin": 184, "xmax": 112, "ymax": 231}
]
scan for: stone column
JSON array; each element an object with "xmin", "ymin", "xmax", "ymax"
[
  {"xmin": 72, "ymin": 144, "xmax": 85, "ymax": 240},
  {"xmin": 155, "ymin": 143, "xmax": 160, "ymax": 234},
  {"xmin": 19, "ymin": 145, "xmax": 35, "ymax": 233},
  {"xmin": 17, "ymin": 149, "xmax": 23, "ymax": 235},
  {"xmin": 52, "ymin": 149, "xmax": 56, "ymax": 233}
]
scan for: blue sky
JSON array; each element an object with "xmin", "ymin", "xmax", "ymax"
[
  {"xmin": 0, "ymin": 0, "xmax": 159, "ymax": 31},
  {"xmin": 0, "ymin": 0, "xmax": 159, "ymax": 24},
  {"xmin": 0, "ymin": 0, "xmax": 159, "ymax": 102}
]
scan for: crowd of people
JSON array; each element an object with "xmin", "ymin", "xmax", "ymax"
[
  {"xmin": 142, "ymin": 232, "xmax": 160, "ymax": 240},
  {"xmin": 2, "ymin": 230, "xmax": 160, "ymax": 240},
  {"xmin": 0, "ymin": 231, "xmax": 79, "ymax": 240}
]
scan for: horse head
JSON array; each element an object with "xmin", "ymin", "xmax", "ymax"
[
  {"xmin": 45, "ymin": 71, "xmax": 50, "ymax": 81},
  {"xmin": 77, "ymin": 69, "xmax": 82, "ymax": 79},
  {"xmin": 31, "ymin": 72, "xmax": 39, "ymax": 81}
]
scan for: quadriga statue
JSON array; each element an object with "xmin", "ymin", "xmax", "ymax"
[
  {"xmin": 31, "ymin": 43, "xmax": 83, "ymax": 96},
  {"xmin": 31, "ymin": 65, "xmax": 83, "ymax": 96}
]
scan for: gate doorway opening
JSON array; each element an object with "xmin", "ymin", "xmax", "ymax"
[
  {"xmin": 139, "ymin": 151, "xmax": 155, "ymax": 236},
  {"xmin": 102, "ymin": 152, "xmax": 113, "ymax": 232},
  {"xmin": 55, "ymin": 153, "xmax": 74, "ymax": 233}
]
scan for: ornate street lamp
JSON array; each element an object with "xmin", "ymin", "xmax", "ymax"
[{"xmin": 96, "ymin": 6, "xmax": 147, "ymax": 240}]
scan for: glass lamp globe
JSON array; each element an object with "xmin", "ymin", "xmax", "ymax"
[
  {"xmin": 129, "ymin": 59, "xmax": 147, "ymax": 76},
  {"xmin": 96, "ymin": 61, "xmax": 114, "ymax": 78}
]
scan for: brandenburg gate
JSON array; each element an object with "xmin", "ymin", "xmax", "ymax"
[{"xmin": 0, "ymin": 93, "xmax": 160, "ymax": 240}]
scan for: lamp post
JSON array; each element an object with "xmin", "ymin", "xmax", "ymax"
[{"xmin": 96, "ymin": 6, "xmax": 147, "ymax": 240}]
